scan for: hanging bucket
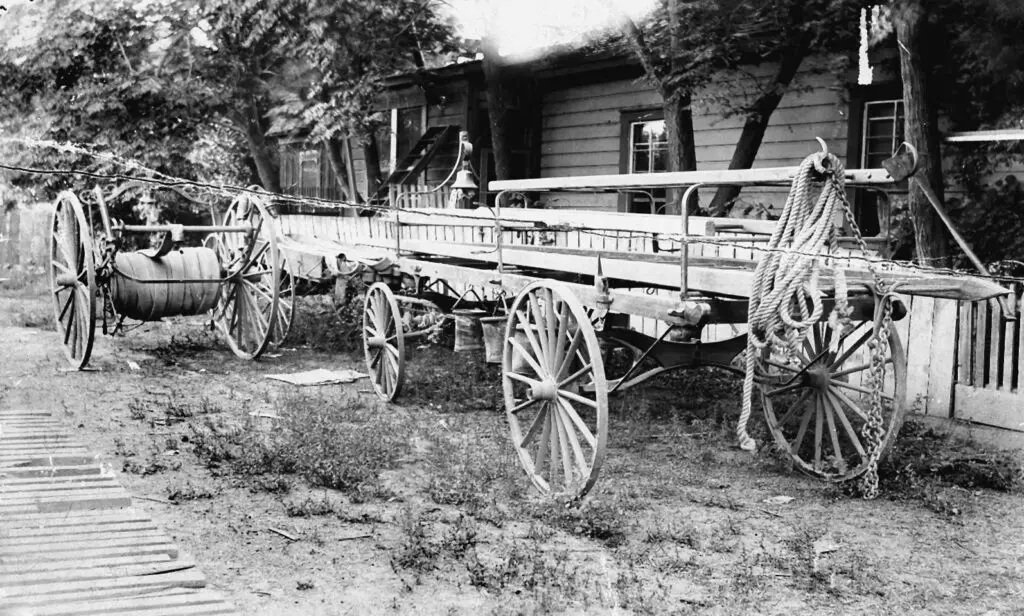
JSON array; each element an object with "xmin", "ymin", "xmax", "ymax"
[
  {"xmin": 479, "ymin": 316, "xmax": 507, "ymax": 364},
  {"xmin": 452, "ymin": 308, "xmax": 486, "ymax": 352}
]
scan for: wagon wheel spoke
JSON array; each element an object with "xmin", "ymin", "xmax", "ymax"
[
  {"xmin": 510, "ymin": 337, "xmax": 546, "ymax": 379},
  {"xmin": 828, "ymin": 327, "xmax": 874, "ymax": 371},
  {"xmin": 829, "ymin": 379, "xmax": 894, "ymax": 402},
  {"xmin": 825, "ymin": 390, "xmax": 867, "ymax": 459},
  {"xmin": 527, "ymin": 293, "xmax": 552, "ymax": 366},
  {"xmin": 515, "ymin": 309, "xmax": 548, "ymax": 375},
  {"xmin": 822, "ymin": 394, "xmax": 847, "ymax": 474},
  {"xmin": 829, "ymin": 386, "xmax": 871, "ymax": 423},
  {"xmin": 558, "ymin": 389, "xmax": 598, "ymax": 409},
  {"xmin": 557, "ymin": 397, "xmax": 596, "ymax": 449},
  {"xmin": 511, "ymin": 397, "xmax": 542, "ymax": 415}
]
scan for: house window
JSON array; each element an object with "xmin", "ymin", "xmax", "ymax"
[
  {"xmin": 298, "ymin": 149, "xmax": 320, "ymax": 198},
  {"xmin": 854, "ymin": 98, "xmax": 905, "ymax": 237},
  {"xmin": 620, "ymin": 111, "xmax": 668, "ymax": 214},
  {"xmin": 862, "ymin": 100, "xmax": 905, "ymax": 169}
]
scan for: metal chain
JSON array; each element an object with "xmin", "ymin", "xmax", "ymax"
[{"xmin": 829, "ymin": 175, "xmax": 893, "ymax": 499}]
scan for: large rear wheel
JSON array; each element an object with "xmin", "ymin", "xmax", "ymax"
[
  {"xmin": 503, "ymin": 281, "xmax": 608, "ymax": 502},
  {"xmin": 758, "ymin": 314, "xmax": 907, "ymax": 481},
  {"xmin": 49, "ymin": 191, "xmax": 97, "ymax": 369},
  {"xmin": 212, "ymin": 193, "xmax": 280, "ymax": 360}
]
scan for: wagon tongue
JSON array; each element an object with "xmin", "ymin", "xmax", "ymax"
[{"xmin": 892, "ymin": 276, "xmax": 1010, "ymax": 302}]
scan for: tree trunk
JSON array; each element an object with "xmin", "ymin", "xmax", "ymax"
[
  {"xmin": 664, "ymin": 91, "xmax": 698, "ymax": 214},
  {"xmin": 363, "ymin": 132, "xmax": 384, "ymax": 202},
  {"xmin": 481, "ymin": 34, "xmax": 514, "ymax": 181},
  {"xmin": 325, "ymin": 137, "xmax": 352, "ymax": 202},
  {"xmin": 893, "ymin": 0, "xmax": 950, "ymax": 265},
  {"xmin": 241, "ymin": 105, "xmax": 280, "ymax": 193},
  {"xmin": 707, "ymin": 40, "xmax": 809, "ymax": 215}
]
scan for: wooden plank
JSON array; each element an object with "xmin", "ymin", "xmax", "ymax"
[
  {"xmin": 0, "ymin": 553, "xmax": 174, "ymax": 576},
  {"xmin": 925, "ymin": 299, "xmax": 957, "ymax": 418},
  {"xmin": 958, "ymin": 301, "xmax": 973, "ymax": 385},
  {"xmin": 1, "ymin": 528, "xmax": 167, "ymax": 547},
  {"xmin": 0, "ymin": 464, "xmax": 104, "ymax": 478},
  {"xmin": 974, "ymin": 300, "xmax": 988, "ymax": 386},
  {"xmin": 5, "ymin": 569, "xmax": 207, "ymax": 598},
  {"xmin": 17, "ymin": 588, "xmax": 235, "ymax": 616},
  {"xmin": 491, "ymin": 166, "xmax": 897, "ymax": 192},
  {"xmin": 1002, "ymin": 293, "xmax": 1017, "ymax": 390},
  {"xmin": 0, "ymin": 507, "xmax": 148, "ymax": 525},
  {"xmin": 0, "ymin": 492, "xmax": 132, "ymax": 514},
  {"xmin": 953, "ymin": 384, "xmax": 1024, "ymax": 432},
  {"xmin": 904, "ymin": 296, "xmax": 935, "ymax": 413},
  {"xmin": 0, "ymin": 557, "xmax": 192, "ymax": 586},
  {"xmin": 2, "ymin": 520, "xmax": 160, "ymax": 538},
  {"xmin": 0, "ymin": 542, "xmax": 179, "ymax": 563},
  {"xmin": 988, "ymin": 298, "xmax": 1002, "ymax": 390}
]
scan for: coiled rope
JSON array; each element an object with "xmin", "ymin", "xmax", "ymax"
[{"xmin": 736, "ymin": 151, "xmax": 851, "ymax": 450}]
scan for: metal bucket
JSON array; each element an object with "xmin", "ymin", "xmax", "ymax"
[
  {"xmin": 110, "ymin": 247, "xmax": 221, "ymax": 321},
  {"xmin": 452, "ymin": 308, "xmax": 486, "ymax": 352},
  {"xmin": 479, "ymin": 316, "xmax": 507, "ymax": 364}
]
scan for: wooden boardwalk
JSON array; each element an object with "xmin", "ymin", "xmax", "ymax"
[{"xmin": 0, "ymin": 410, "xmax": 239, "ymax": 615}]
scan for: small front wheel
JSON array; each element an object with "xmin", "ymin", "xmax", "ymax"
[{"xmin": 363, "ymin": 283, "xmax": 405, "ymax": 401}]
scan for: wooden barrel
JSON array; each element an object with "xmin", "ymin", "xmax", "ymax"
[{"xmin": 110, "ymin": 247, "xmax": 221, "ymax": 321}]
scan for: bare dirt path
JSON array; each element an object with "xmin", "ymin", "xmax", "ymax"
[{"xmin": 3, "ymin": 289, "xmax": 1024, "ymax": 616}]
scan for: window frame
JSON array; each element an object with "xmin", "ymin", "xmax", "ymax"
[
  {"xmin": 846, "ymin": 84, "xmax": 906, "ymax": 237},
  {"xmin": 618, "ymin": 108, "xmax": 668, "ymax": 214}
]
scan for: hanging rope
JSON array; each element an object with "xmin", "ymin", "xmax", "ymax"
[{"xmin": 736, "ymin": 151, "xmax": 851, "ymax": 451}]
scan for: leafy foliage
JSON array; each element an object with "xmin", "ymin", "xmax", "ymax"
[{"xmin": 0, "ymin": 1, "xmax": 249, "ymax": 204}]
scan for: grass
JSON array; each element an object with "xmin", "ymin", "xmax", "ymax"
[
  {"xmin": 877, "ymin": 419, "xmax": 1024, "ymax": 516},
  {"xmin": 190, "ymin": 390, "xmax": 411, "ymax": 497}
]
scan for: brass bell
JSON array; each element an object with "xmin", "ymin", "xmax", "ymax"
[{"xmin": 452, "ymin": 169, "xmax": 478, "ymax": 191}]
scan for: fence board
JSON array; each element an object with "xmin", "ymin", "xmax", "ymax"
[
  {"xmin": 1001, "ymin": 295, "xmax": 1016, "ymax": 390},
  {"xmin": 904, "ymin": 296, "xmax": 935, "ymax": 412},
  {"xmin": 925, "ymin": 299, "xmax": 957, "ymax": 418},
  {"xmin": 954, "ymin": 384, "xmax": 1024, "ymax": 432},
  {"xmin": 987, "ymin": 298, "xmax": 1002, "ymax": 389},
  {"xmin": 973, "ymin": 300, "xmax": 988, "ymax": 386},
  {"xmin": 958, "ymin": 302, "xmax": 973, "ymax": 385}
]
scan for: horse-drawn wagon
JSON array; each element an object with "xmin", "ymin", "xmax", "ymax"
[{"xmin": 270, "ymin": 136, "xmax": 1008, "ymax": 502}]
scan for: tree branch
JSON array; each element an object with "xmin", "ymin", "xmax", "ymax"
[{"xmin": 619, "ymin": 16, "xmax": 665, "ymax": 88}]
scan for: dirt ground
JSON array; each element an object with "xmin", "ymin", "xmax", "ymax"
[{"xmin": 3, "ymin": 273, "xmax": 1024, "ymax": 616}]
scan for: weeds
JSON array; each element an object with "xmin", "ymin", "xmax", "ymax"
[
  {"xmin": 167, "ymin": 481, "xmax": 218, "ymax": 501},
  {"xmin": 189, "ymin": 392, "xmax": 410, "ymax": 497},
  {"xmin": 285, "ymin": 494, "xmax": 337, "ymax": 517},
  {"xmin": 522, "ymin": 497, "xmax": 631, "ymax": 548}
]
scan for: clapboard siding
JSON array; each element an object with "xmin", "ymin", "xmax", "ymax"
[{"xmin": 538, "ymin": 61, "xmax": 849, "ymax": 211}]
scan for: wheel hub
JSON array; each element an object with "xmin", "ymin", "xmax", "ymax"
[
  {"xmin": 55, "ymin": 274, "xmax": 77, "ymax": 287},
  {"xmin": 804, "ymin": 364, "xmax": 832, "ymax": 390},
  {"xmin": 528, "ymin": 379, "xmax": 558, "ymax": 401},
  {"xmin": 367, "ymin": 335, "xmax": 386, "ymax": 349}
]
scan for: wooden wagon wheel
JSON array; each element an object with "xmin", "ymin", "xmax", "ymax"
[
  {"xmin": 757, "ymin": 316, "xmax": 907, "ymax": 481},
  {"xmin": 212, "ymin": 194, "xmax": 280, "ymax": 360},
  {"xmin": 363, "ymin": 283, "xmax": 405, "ymax": 401},
  {"xmin": 49, "ymin": 191, "xmax": 97, "ymax": 369},
  {"xmin": 503, "ymin": 281, "xmax": 608, "ymax": 502},
  {"xmin": 268, "ymin": 256, "xmax": 295, "ymax": 348}
]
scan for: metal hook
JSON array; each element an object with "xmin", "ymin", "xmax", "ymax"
[{"xmin": 814, "ymin": 137, "xmax": 828, "ymax": 156}]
